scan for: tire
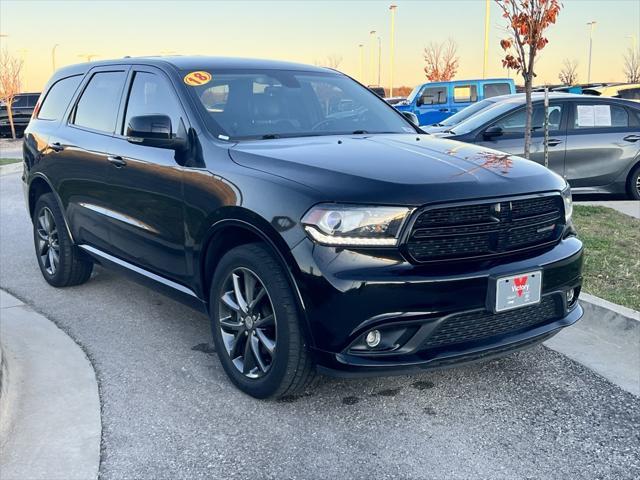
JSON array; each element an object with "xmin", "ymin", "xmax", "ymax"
[
  {"xmin": 209, "ymin": 243, "xmax": 315, "ymax": 399},
  {"xmin": 627, "ymin": 164, "xmax": 640, "ymax": 200},
  {"xmin": 33, "ymin": 193, "xmax": 93, "ymax": 287}
]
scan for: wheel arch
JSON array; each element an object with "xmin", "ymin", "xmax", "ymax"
[
  {"xmin": 199, "ymin": 210, "xmax": 314, "ymax": 346},
  {"xmin": 27, "ymin": 173, "xmax": 75, "ymax": 243}
]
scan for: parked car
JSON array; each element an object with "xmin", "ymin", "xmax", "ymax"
[
  {"xmin": 582, "ymin": 83, "xmax": 640, "ymax": 101},
  {"xmin": 0, "ymin": 92, "xmax": 40, "ymax": 137},
  {"xmin": 384, "ymin": 96, "xmax": 406, "ymax": 105},
  {"xmin": 23, "ymin": 57, "xmax": 583, "ymax": 399},
  {"xmin": 395, "ymin": 78, "xmax": 515, "ymax": 125},
  {"xmin": 368, "ymin": 86, "xmax": 386, "ymax": 98},
  {"xmin": 420, "ymin": 94, "xmax": 513, "ymax": 133},
  {"xmin": 435, "ymin": 93, "xmax": 640, "ymax": 199}
]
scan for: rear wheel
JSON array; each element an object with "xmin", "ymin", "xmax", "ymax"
[
  {"xmin": 33, "ymin": 193, "xmax": 93, "ymax": 287},
  {"xmin": 628, "ymin": 164, "xmax": 640, "ymax": 200},
  {"xmin": 209, "ymin": 243, "xmax": 315, "ymax": 399}
]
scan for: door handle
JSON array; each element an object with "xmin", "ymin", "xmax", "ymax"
[
  {"xmin": 623, "ymin": 134, "xmax": 640, "ymax": 142},
  {"xmin": 48, "ymin": 142, "xmax": 64, "ymax": 152},
  {"xmin": 547, "ymin": 139, "xmax": 563, "ymax": 147},
  {"xmin": 439, "ymin": 108, "xmax": 449, "ymax": 112},
  {"xmin": 107, "ymin": 155, "xmax": 127, "ymax": 168}
]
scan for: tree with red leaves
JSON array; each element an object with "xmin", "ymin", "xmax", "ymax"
[{"xmin": 495, "ymin": 0, "xmax": 562, "ymax": 159}]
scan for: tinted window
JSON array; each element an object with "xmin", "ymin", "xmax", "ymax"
[
  {"xmin": 618, "ymin": 88, "xmax": 640, "ymax": 101},
  {"xmin": 572, "ymin": 103, "xmax": 629, "ymax": 129},
  {"xmin": 453, "ymin": 85, "xmax": 478, "ymax": 103},
  {"xmin": 11, "ymin": 95, "xmax": 28, "ymax": 108},
  {"xmin": 187, "ymin": 70, "xmax": 414, "ymax": 140},
  {"xmin": 38, "ymin": 75, "xmax": 82, "ymax": 121},
  {"xmin": 73, "ymin": 71, "xmax": 126, "ymax": 133},
  {"xmin": 420, "ymin": 87, "xmax": 447, "ymax": 105},
  {"xmin": 491, "ymin": 103, "xmax": 563, "ymax": 134},
  {"xmin": 440, "ymin": 98, "xmax": 496, "ymax": 126},
  {"xmin": 123, "ymin": 71, "xmax": 184, "ymax": 137},
  {"xmin": 28, "ymin": 95, "xmax": 40, "ymax": 107},
  {"xmin": 484, "ymin": 82, "xmax": 511, "ymax": 98}
]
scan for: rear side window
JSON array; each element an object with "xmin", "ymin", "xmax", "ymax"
[
  {"xmin": 73, "ymin": 71, "xmax": 126, "ymax": 133},
  {"xmin": 453, "ymin": 85, "xmax": 478, "ymax": 103},
  {"xmin": 419, "ymin": 86, "xmax": 447, "ymax": 105},
  {"xmin": 11, "ymin": 95, "xmax": 28, "ymax": 108},
  {"xmin": 573, "ymin": 103, "xmax": 629, "ymax": 129},
  {"xmin": 484, "ymin": 82, "xmax": 511, "ymax": 98},
  {"xmin": 38, "ymin": 75, "xmax": 82, "ymax": 121}
]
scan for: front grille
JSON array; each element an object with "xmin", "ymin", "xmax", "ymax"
[
  {"xmin": 406, "ymin": 195, "xmax": 565, "ymax": 262},
  {"xmin": 421, "ymin": 295, "xmax": 562, "ymax": 350}
]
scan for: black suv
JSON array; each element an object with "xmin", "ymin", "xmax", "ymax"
[
  {"xmin": 22, "ymin": 57, "xmax": 583, "ymax": 399},
  {"xmin": 1, "ymin": 92, "xmax": 40, "ymax": 137}
]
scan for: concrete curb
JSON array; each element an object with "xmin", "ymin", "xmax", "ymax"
[
  {"xmin": 0, "ymin": 289, "xmax": 101, "ymax": 480},
  {"xmin": 0, "ymin": 162, "xmax": 22, "ymax": 176},
  {"xmin": 545, "ymin": 292, "xmax": 640, "ymax": 397}
]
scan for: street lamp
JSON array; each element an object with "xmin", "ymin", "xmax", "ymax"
[
  {"xmin": 369, "ymin": 30, "xmax": 376, "ymax": 86},
  {"xmin": 389, "ymin": 4, "xmax": 397, "ymax": 97},
  {"xmin": 586, "ymin": 21, "xmax": 597, "ymax": 84},
  {"xmin": 78, "ymin": 53, "xmax": 98, "ymax": 62},
  {"xmin": 52, "ymin": 44, "xmax": 59, "ymax": 72},
  {"xmin": 483, "ymin": 0, "xmax": 490, "ymax": 79},
  {"xmin": 377, "ymin": 36, "xmax": 382, "ymax": 87},
  {"xmin": 358, "ymin": 44, "xmax": 364, "ymax": 83}
]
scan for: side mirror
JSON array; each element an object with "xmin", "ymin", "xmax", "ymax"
[
  {"xmin": 401, "ymin": 111, "xmax": 419, "ymax": 126},
  {"xmin": 126, "ymin": 114, "xmax": 184, "ymax": 150},
  {"xmin": 483, "ymin": 125, "xmax": 503, "ymax": 140}
]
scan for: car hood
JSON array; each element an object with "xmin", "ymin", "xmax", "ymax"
[{"xmin": 228, "ymin": 134, "xmax": 565, "ymax": 205}]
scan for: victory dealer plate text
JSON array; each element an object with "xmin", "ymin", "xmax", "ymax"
[{"xmin": 495, "ymin": 271, "xmax": 542, "ymax": 312}]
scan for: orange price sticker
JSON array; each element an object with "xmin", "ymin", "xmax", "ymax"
[{"xmin": 183, "ymin": 71, "xmax": 212, "ymax": 86}]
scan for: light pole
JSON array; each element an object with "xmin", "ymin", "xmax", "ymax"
[
  {"xmin": 369, "ymin": 30, "xmax": 376, "ymax": 86},
  {"xmin": 358, "ymin": 44, "xmax": 364, "ymax": 83},
  {"xmin": 52, "ymin": 44, "xmax": 59, "ymax": 72},
  {"xmin": 483, "ymin": 0, "xmax": 490, "ymax": 78},
  {"xmin": 78, "ymin": 53, "xmax": 98, "ymax": 62},
  {"xmin": 389, "ymin": 4, "xmax": 397, "ymax": 97},
  {"xmin": 377, "ymin": 36, "xmax": 382, "ymax": 87},
  {"xmin": 587, "ymin": 21, "xmax": 596, "ymax": 84}
]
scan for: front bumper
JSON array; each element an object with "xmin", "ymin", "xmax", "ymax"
[{"xmin": 290, "ymin": 236, "xmax": 584, "ymax": 376}]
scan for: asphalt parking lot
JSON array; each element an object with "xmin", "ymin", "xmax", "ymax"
[{"xmin": 1, "ymin": 171, "xmax": 639, "ymax": 479}]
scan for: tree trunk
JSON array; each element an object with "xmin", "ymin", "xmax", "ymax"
[
  {"xmin": 6, "ymin": 99, "xmax": 16, "ymax": 140},
  {"xmin": 523, "ymin": 74, "xmax": 533, "ymax": 160}
]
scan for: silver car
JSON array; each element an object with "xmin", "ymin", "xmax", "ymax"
[{"xmin": 437, "ymin": 93, "xmax": 640, "ymax": 199}]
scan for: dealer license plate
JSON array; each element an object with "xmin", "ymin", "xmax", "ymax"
[{"xmin": 494, "ymin": 271, "xmax": 542, "ymax": 312}]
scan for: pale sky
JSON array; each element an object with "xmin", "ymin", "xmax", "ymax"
[{"xmin": 1, "ymin": 0, "xmax": 639, "ymax": 92}]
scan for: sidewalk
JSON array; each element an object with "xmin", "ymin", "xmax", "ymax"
[
  {"xmin": 0, "ymin": 290, "xmax": 101, "ymax": 480},
  {"xmin": 574, "ymin": 200, "xmax": 640, "ymax": 219}
]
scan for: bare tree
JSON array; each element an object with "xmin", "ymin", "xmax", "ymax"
[
  {"xmin": 623, "ymin": 48, "xmax": 640, "ymax": 83},
  {"xmin": 0, "ymin": 49, "xmax": 24, "ymax": 139},
  {"xmin": 423, "ymin": 39, "xmax": 459, "ymax": 82},
  {"xmin": 558, "ymin": 58, "xmax": 578, "ymax": 85},
  {"xmin": 496, "ymin": 0, "xmax": 562, "ymax": 160},
  {"xmin": 314, "ymin": 54, "xmax": 343, "ymax": 70}
]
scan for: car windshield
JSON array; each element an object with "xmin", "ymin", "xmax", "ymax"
[
  {"xmin": 437, "ymin": 98, "xmax": 497, "ymax": 126},
  {"xmin": 185, "ymin": 69, "xmax": 416, "ymax": 140},
  {"xmin": 449, "ymin": 101, "xmax": 519, "ymax": 135}
]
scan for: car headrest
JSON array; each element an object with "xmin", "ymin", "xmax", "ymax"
[
  {"xmin": 252, "ymin": 95, "xmax": 281, "ymax": 120},
  {"xmin": 549, "ymin": 109, "xmax": 561, "ymax": 124}
]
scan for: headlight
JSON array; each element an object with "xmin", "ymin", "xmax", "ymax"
[
  {"xmin": 561, "ymin": 184, "xmax": 573, "ymax": 222},
  {"xmin": 301, "ymin": 204, "xmax": 411, "ymax": 247}
]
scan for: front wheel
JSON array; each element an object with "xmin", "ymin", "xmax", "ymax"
[{"xmin": 209, "ymin": 243, "xmax": 315, "ymax": 399}]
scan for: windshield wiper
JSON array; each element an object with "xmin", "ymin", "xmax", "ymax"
[{"xmin": 261, "ymin": 133, "xmax": 281, "ymax": 139}]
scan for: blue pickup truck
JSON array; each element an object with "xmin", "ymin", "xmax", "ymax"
[{"xmin": 395, "ymin": 78, "xmax": 515, "ymax": 125}]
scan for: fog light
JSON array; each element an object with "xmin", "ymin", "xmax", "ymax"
[
  {"xmin": 566, "ymin": 288, "xmax": 575, "ymax": 305},
  {"xmin": 365, "ymin": 330, "xmax": 381, "ymax": 348}
]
